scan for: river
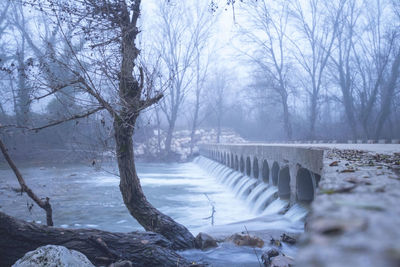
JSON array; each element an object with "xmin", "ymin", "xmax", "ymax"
[{"xmin": 0, "ymin": 156, "xmax": 307, "ymax": 266}]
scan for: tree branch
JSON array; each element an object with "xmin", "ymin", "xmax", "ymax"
[
  {"xmin": 0, "ymin": 139, "xmax": 53, "ymax": 226},
  {"xmin": 31, "ymin": 107, "xmax": 104, "ymax": 132}
]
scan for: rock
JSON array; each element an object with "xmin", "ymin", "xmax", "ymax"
[
  {"xmin": 269, "ymin": 255, "xmax": 294, "ymax": 267},
  {"xmin": 108, "ymin": 260, "xmax": 133, "ymax": 267},
  {"xmin": 228, "ymin": 233, "xmax": 264, "ymax": 248},
  {"xmin": 280, "ymin": 234, "xmax": 296, "ymax": 244},
  {"xmin": 12, "ymin": 245, "xmax": 95, "ymax": 267},
  {"xmin": 262, "ymin": 248, "xmax": 280, "ymax": 266},
  {"xmin": 195, "ymin": 232, "xmax": 218, "ymax": 250},
  {"xmin": 270, "ymin": 238, "xmax": 282, "ymax": 247}
]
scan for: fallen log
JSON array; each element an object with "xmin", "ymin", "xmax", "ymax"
[{"xmin": 0, "ymin": 212, "xmax": 192, "ymax": 267}]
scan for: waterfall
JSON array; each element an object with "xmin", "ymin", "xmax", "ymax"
[
  {"xmin": 261, "ymin": 199, "xmax": 289, "ymax": 216},
  {"xmin": 195, "ymin": 156, "xmax": 280, "ymax": 213},
  {"xmin": 284, "ymin": 203, "xmax": 309, "ymax": 222},
  {"xmin": 236, "ymin": 179, "xmax": 257, "ymax": 198},
  {"xmin": 246, "ymin": 183, "xmax": 269, "ymax": 205},
  {"xmin": 252, "ymin": 186, "xmax": 278, "ymax": 212},
  {"xmin": 194, "ymin": 156, "xmax": 309, "ymax": 222}
]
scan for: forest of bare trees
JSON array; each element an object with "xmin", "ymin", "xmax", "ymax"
[
  {"xmin": 0, "ymin": 0, "xmax": 399, "ymax": 265},
  {"xmin": 1, "ymin": 0, "xmax": 399, "ymax": 163}
]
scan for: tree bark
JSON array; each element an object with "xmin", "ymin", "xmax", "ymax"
[
  {"xmin": 114, "ymin": 119, "xmax": 195, "ymax": 250},
  {"xmin": 114, "ymin": 1, "xmax": 195, "ymax": 250},
  {"xmin": 0, "ymin": 212, "xmax": 191, "ymax": 267}
]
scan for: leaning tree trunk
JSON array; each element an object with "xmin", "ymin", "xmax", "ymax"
[
  {"xmin": 114, "ymin": 0, "xmax": 194, "ymax": 250},
  {"xmin": 0, "ymin": 212, "xmax": 191, "ymax": 267},
  {"xmin": 114, "ymin": 118, "xmax": 195, "ymax": 250}
]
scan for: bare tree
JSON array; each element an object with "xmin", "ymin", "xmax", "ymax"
[
  {"xmin": 157, "ymin": 0, "xmax": 212, "ymax": 156},
  {"xmin": 189, "ymin": 47, "xmax": 210, "ymax": 154},
  {"xmin": 353, "ymin": 0, "xmax": 398, "ymax": 138},
  {"xmin": 0, "ymin": 1, "xmax": 11, "ymax": 116},
  {"xmin": 328, "ymin": 0, "xmax": 362, "ymax": 138},
  {"xmin": 9, "ymin": 3, "xmax": 32, "ymax": 126},
  {"xmin": 289, "ymin": 0, "xmax": 342, "ymax": 139},
  {"xmin": 240, "ymin": 0, "xmax": 293, "ymax": 139},
  {"xmin": 18, "ymin": 0, "xmax": 195, "ymax": 249},
  {"xmin": 375, "ymin": 46, "xmax": 400, "ymax": 138},
  {"xmin": 207, "ymin": 69, "xmax": 229, "ymax": 143}
]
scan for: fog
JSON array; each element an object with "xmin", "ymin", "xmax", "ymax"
[
  {"xmin": 0, "ymin": 1, "xmax": 399, "ymax": 266},
  {"xmin": 0, "ymin": 0, "xmax": 399, "ymax": 160}
]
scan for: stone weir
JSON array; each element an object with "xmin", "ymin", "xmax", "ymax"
[
  {"xmin": 200, "ymin": 143, "xmax": 400, "ymax": 267},
  {"xmin": 200, "ymin": 143, "xmax": 324, "ymax": 204}
]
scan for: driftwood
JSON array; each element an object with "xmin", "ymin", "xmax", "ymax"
[{"xmin": 0, "ymin": 212, "xmax": 193, "ymax": 267}]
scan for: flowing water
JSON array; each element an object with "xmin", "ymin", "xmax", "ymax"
[{"xmin": 0, "ymin": 156, "xmax": 309, "ymax": 266}]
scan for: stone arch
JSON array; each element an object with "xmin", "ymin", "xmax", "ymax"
[
  {"xmin": 240, "ymin": 156, "xmax": 245, "ymax": 173},
  {"xmin": 278, "ymin": 166, "xmax": 290, "ymax": 199},
  {"xmin": 246, "ymin": 156, "xmax": 251, "ymax": 176},
  {"xmin": 262, "ymin": 160, "xmax": 269, "ymax": 183},
  {"xmin": 235, "ymin": 155, "xmax": 239, "ymax": 171},
  {"xmin": 253, "ymin": 157, "xmax": 259, "ymax": 179},
  {"xmin": 296, "ymin": 168, "xmax": 314, "ymax": 202},
  {"xmin": 271, "ymin": 162, "xmax": 280, "ymax": 186}
]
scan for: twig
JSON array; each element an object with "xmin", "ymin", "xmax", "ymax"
[
  {"xmin": 203, "ymin": 193, "xmax": 216, "ymax": 226},
  {"xmin": 0, "ymin": 138, "xmax": 53, "ymax": 226},
  {"xmin": 244, "ymin": 225, "xmax": 262, "ymax": 267}
]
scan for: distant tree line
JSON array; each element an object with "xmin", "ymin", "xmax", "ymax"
[{"xmin": 0, "ymin": 0, "xmax": 399, "ymax": 164}]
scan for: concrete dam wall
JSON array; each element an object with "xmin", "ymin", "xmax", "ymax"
[
  {"xmin": 200, "ymin": 144, "xmax": 324, "ymax": 204},
  {"xmin": 199, "ymin": 143, "xmax": 400, "ymax": 267}
]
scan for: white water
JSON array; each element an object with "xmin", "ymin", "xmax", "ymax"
[
  {"xmin": 246, "ymin": 183, "xmax": 268, "ymax": 205},
  {"xmin": 193, "ymin": 156, "xmax": 308, "ymax": 232},
  {"xmin": 0, "ymin": 156, "xmax": 310, "ymax": 267},
  {"xmin": 252, "ymin": 186, "xmax": 278, "ymax": 212},
  {"xmin": 0, "ymin": 161, "xmax": 256, "ymax": 233}
]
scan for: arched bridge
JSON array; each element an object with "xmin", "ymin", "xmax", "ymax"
[{"xmin": 200, "ymin": 144, "xmax": 324, "ymax": 203}]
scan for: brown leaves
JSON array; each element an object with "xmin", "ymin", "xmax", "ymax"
[{"xmin": 329, "ymin": 161, "xmax": 339, "ymax": 166}]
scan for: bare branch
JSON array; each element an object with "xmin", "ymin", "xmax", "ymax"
[{"xmin": 0, "ymin": 139, "xmax": 53, "ymax": 226}]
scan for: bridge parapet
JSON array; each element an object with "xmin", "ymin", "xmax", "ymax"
[{"xmin": 199, "ymin": 144, "xmax": 324, "ymax": 203}]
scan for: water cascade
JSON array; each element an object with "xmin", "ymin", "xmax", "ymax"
[{"xmin": 194, "ymin": 156, "xmax": 304, "ymax": 218}]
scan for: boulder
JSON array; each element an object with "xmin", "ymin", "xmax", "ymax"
[
  {"xmin": 12, "ymin": 245, "xmax": 94, "ymax": 267},
  {"xmin": 269, "ymin": 255, "xmax": 294, "ymax": 267},
  {"xmin": 195, "ymin": 232, "xmax": 218, "ymax": 250},
  {"xmin": 228, "ymin": 233, "xmax": 264, "ymax": 248},
  {"xmin": 280, "ymin": 234, "xmax": 296, "ymax": 245},
  {"xmin": 261, "ymin": 249, "xmax": 294, "ymax": 267},
  {"xmin": 261, "ymin": 248, "xmax": 280, "ymax": 266},
  {"xmin": 270, "ymin": 238, "xmax": 282, "ymax": 247}
]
